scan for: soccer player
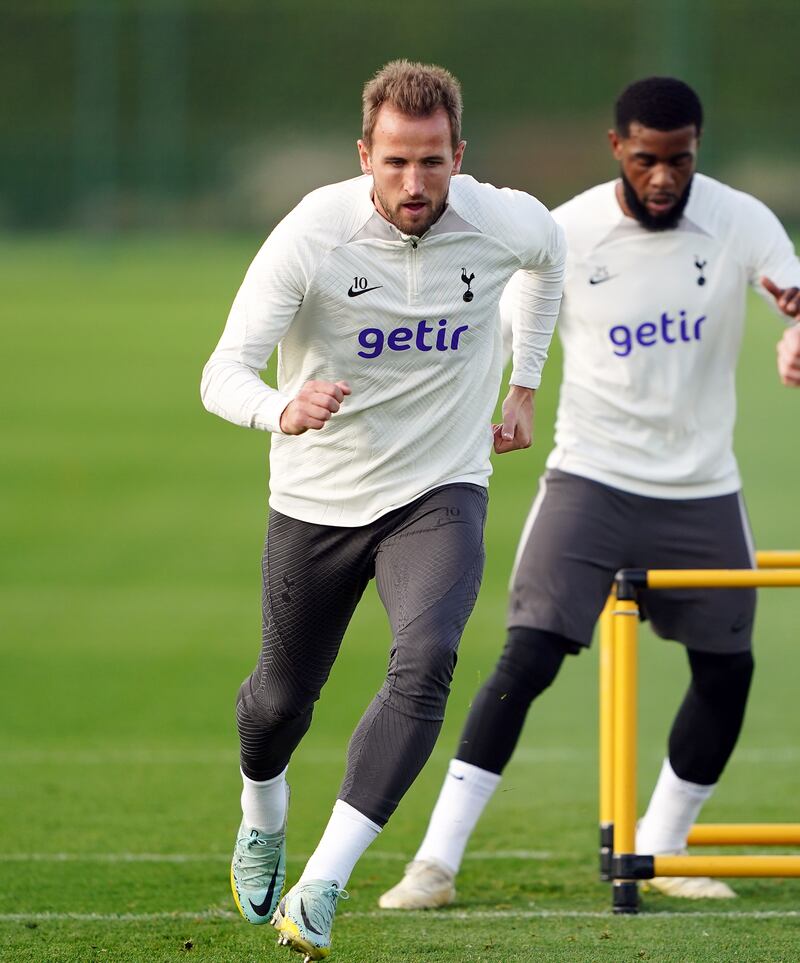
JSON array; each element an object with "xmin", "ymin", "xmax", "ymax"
[
  {"xmin": 201, "ymin": 60, "xmax": 565, "ymax": 959},
  {"xmin": 380, "ymin": 76, "xmax": 800, "ymax": 909}
]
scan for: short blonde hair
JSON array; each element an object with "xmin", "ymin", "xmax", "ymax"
[{"xmin": 362, "ymin": 59, "xmax": 463, "ymax": 151}]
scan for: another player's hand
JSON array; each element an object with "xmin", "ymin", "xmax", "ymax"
[
  {"xmin": 761, "ymin": 276, "xmax": 800, "ymax": 319},
  {"xmin": 777, "ymin": 324, "xmax": 800, "ymax": 387},
  {"xmin": 493, "ymin": 385, "xmax": 535, "ymax": 454},
  {"xmin": 280, "ymin": 380, "xmax": 351, "ymax": 434}
]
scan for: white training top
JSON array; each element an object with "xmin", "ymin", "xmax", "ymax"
[
  {"xmin": 202, "ymin": 173, "xmax": 566, "ymax": 525},
  {"xmin": 528, "ymin": 173, "xmax": 799, "ymax": 499}
]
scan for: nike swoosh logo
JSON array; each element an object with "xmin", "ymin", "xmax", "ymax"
[
  {"xmin": 588, "ymin": 275, "xmax": 618, "ymax": 285},
  {"xmin": 248, "ymin": 862, "xmax": 281, "ymax": 917},
  {"xmin": 449, "ymin": 773, "xmax": 465, "ymax": 780},
  {"xmin": 731, "ymin": 613, "xmax": 751, "ymax": 633},
  {"xmin": 347, "ymin": 284, "xmax": 383, "ymax": 297},
  {"xmin": 300, "ymin": 897, "xmax": 323, "ymax": 936}
]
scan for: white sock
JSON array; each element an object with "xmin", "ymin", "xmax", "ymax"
[
  {"xmin": 636, "ymin": 758, "xmax": 715, "ymax": 854},
  {"xmin": 299, "ymin": 800, "xmax": 381, "ymax": 889},
  {"xmin": 414, "ymin": 759, "xmax": 501, "ymax": 874},
  {"xmin": 240, "ymin": 767, "xmax": 288, "ymax": 834}
]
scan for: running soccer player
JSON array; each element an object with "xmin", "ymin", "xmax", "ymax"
[
  {"xmin": 381, "ymin": 76, "xmax": 800, "ymax": 909},
  {"xmin": 201, "ymin": 60, "xmax": 565, "ymax": 959}
]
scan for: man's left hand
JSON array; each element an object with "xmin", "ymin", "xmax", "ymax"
[
  {"xmin": 761, "ymin": 276, "xmax": 800, "ymax": 318},
  {"xmin": 493, "ymin": 385, "xmax": 535, "ymax": 454}
]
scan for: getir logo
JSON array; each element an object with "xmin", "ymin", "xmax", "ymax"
[
  {"xmin": 609, "ymin": 310, "xmax": 706, "ymax": 357},
  {"xmin": 357, "ymin": 319, "xmax": 468, "ymax": 359}
]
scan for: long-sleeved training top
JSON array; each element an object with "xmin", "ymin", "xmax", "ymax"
[{"xmin": 202, "ymin": 173, "xmax": 566, "ymax": 526}]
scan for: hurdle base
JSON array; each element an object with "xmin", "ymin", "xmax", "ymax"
[
  {"xmin": 612, "ymin": 880, "xmax": 639, "ymax": 914},
  {"xmin": 613, "ymin": 853, "xmax": 655, "ymax": 880}
]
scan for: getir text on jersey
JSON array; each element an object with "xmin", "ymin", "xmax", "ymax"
[
  {"xmin": 609, "ymin": 310, "xmax": 706, "ymax": 357},
  {"xmin": 357, "ymin": 319, "xmax": 469, "ymax": 359}
]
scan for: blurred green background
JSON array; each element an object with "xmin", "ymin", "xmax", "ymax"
[{"xmin": 2, "ymin": 0, "xmax": 800, "ymax": 231}]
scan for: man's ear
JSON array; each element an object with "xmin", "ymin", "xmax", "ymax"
[
  {"xmin": 452, "ymin": 140, "xmax": 467, "ymax": 174},
  {"xmin": 357, "ymin": 139, "xmax": 372, "ymax": 175},
  {"xmin": 608, "ymin": 128, "xmax": 623, "ymax": 161}
]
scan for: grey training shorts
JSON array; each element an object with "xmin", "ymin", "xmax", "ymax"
[{"xmin": 507, "ymin": 469, "xmax": 756, "ymax": 653}]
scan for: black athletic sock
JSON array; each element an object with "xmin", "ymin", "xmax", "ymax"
[
  {"xmin": 455, "ymin": 627, "xmax": 579, "ymax": 774},
  {"xmin": 668, "ymin": 648, "xmax": 754, "ymax": 785}
]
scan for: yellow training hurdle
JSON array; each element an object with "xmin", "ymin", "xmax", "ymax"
[{"xmin": 599, "ymin": 550, "xmax": 800, "ymax": 913}]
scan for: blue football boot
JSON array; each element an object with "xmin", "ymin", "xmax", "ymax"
[
  {"xmin": 272, "ymin": 879, "xmax": 349, "ymax": 961},
  {"xmin": 230, "ymin": 786, "xmax": 289, "ymax": 924}
]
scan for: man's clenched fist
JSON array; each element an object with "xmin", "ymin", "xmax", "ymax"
[{"xmin": 280, "ymin": 380, "xmax": 352, "ymax": 434}]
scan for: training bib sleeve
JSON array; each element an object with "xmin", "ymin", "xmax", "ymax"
[
  {"xmin": 508, "ymin": 254, "xmax": 566, "ymax": 389},
  {"xmin": 737, "ymin": 194, "xmax": 800, "ymax": 319},
  {"xmin": 498, "ymin": 213, "xmax": 566, "ymax": 387},
  {"xmin": 200, "ymin": 211, "xmax": 314, "ymax": 434},
  {"xmin": 504, "ymin": 198, "xmax": 566, "ymax": 390}
]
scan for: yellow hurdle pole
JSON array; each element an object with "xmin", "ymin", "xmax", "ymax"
[
  {"xmin": 688, "ymin": 824, "xmax": 800, "ymax": 846},
  {"xmin": 755, "ymin": 550, "xmax": 800, "ymax": 568},
  {"xmin": 646, "ymin": 569, "xmax": 800, "ymax": 589},
  {"xmin": 608, "ymin": 559, "xmax": 800, "ymax": 890},
  {"xmin": 683, "ymin": 555, "xmax": 800, "ymax": 853},
  {"xmin": 653, "ymin": 855, "xmax": 800, "ymax": 878},
  {"xmin": 611, "ymin": 593, "xmax": 640, "ymax": 913},
  {"xmin": 598, "ymin": 593, "xmax": 615, "ymax": 880}
]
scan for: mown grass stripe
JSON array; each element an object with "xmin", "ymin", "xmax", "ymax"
[
  {"xmin": 2, "ymin": 909, "xmax": 799, "ymax": 923},
  {"xmin": 2, "ymin": 747, "xmax": 798, "ymax": 764},
  {"xmin": 0, "ymin": 748, "xmax": 585, "ymax": 764},
  {"xmin": 0, "ymin": 849, "xmax": 552, "ymax": 863}
]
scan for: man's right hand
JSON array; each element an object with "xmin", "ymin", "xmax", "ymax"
[
  {"xmin": 777, "ymin": 324, "xmax": 800, "ymax": 387},
  {"xmin": 279, "ymin": 380, "xmax": 351, "ymax": 435}
]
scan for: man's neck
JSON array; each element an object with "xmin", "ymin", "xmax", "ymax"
[{"xmin": 614, "ymin": 180, "xmax": 634, "ymax": 219}]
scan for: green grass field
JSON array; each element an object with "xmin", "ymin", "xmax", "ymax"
[{"xmin": 2, "ymin": 235, "xmax": 799, "ymax": 962}]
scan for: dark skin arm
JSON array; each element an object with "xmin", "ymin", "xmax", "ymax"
[{"xmin": 761, "ymin": 277, "xmax": 800, "ymax": 387}]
